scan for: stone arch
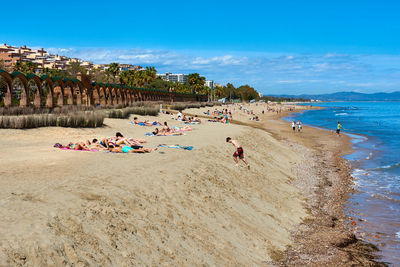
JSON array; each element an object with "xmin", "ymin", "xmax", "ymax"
[
  {"xmin": 40, "ymin": 77, "xmax": 53, "ymax": 108},
  {"xmin": 105, "ymin": 87, "xmax": 112, "ymax": 106},
  {"xmin": 27, "ymin": 79, "xmax": 40, "ymax": 107},
  {"xmin": 26, "ymin": 74, "xmax": 42, "ymax": 107},
  {"xmin": 81, "ymin": 88, "xmax": 89, "ymax": 106},
  {"xmin": 92, "ymin": 87, "xmax": 100, "ymax": 106},
  {"xmin": 52, "ymin": 78, "xmax": 64, "ymax": 107},
  {"xmin": 111, "ymin": 87, "xmax": 118, "ymax": 105},
  {"xmin": 0, "ymin": 74, "xmax": 11, "ymax": 107},
  {"xmin": 63, "ymin": 79, "xmax": 75, "ymax": 105},
  {"xmin": 11, "ymin": 72, "xmax": 28, "ymax": 107},
  {"xmin": 98, "ymin": 86, "xmax": 106, "ymax": 106}
]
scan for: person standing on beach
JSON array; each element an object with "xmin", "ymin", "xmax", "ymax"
[
  {"xmin": 292, "ymin": 121, "xmax": 296, "ymax": 132},
  {"xmin": 226, "ymin": 137, "xmax": 250, "ymax": 169},
  {"xmin": 297, "ymin": 120, "xmax": 302, "ymax": 132},
  {"xmin": 336, "ymin": 121, "xmax": 342, "ymax": 136}
]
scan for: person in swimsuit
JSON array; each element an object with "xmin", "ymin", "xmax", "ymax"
[
  {"xmin": 109, "ymin": 145, "xmax": 157, "ymax": 153},
  {"xmin": 89, "ymin": 139, "xmax": 107, "ymax": 150},
  {"xmin": 226, "ymin": 137, "xmax": 250, "ymax": 169}
]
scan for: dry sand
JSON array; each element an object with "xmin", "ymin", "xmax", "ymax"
[
  {"xmin": 0, "ymin": 106, "xmax": 309, "ymax": 266},
  {"xmin": 0, "ymin": 102, "xmax": 385, "ymax": 266}
]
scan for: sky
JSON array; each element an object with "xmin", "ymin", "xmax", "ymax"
[{"xmin": 2, "ymin": 0, "xmax": 400, "ymax": 95}]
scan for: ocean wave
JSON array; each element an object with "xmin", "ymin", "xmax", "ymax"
[
  {"xmin": 373, "ymin": 162, "xmax": 400, "ymax": 171},
  {"xmin": 335, "ymin": 113, "xmax": 349, "ymax": 116}
]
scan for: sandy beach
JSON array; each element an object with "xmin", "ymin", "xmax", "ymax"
[{"xmin": 0, "ymin": 103, "xmax": 384, "ymax": 266}]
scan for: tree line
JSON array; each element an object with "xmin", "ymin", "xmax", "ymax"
[{"xmin": 1, "ymin": 60, "xmax": 284, "ymax": 102}]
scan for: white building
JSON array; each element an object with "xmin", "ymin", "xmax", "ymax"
[
  {"xmin": 156, "ymin": 72, "xmax": 187, "ymax": 83},
  {"xmin": 205, "ymin": 80, "xmax": 214, "ymax": 90}
]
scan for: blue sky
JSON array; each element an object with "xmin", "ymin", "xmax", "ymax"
[{"xmin": 2, "ymin": 0, "xmax": 400, "ymax": 94}]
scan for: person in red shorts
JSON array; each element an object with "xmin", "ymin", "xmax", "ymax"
[{"xmin": 226, "ymin": 137, "xmax": 250, "ymax": 169}]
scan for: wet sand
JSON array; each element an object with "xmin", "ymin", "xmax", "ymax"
[{"xmin": 0, "ymin": 103, "xmax": 385, "ymax": 266}]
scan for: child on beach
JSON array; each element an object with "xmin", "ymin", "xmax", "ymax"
[
  {"xmin": 292, "ymin": 121, "xmax": 296, "ymax": 132},
  {"xmin": 226, "ymin": 137, "xmax": 250, "ymax": 169}
]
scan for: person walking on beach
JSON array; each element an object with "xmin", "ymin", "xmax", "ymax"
[
  {"xmin": 292, "ymin": 121, "xmax": 296, "ymax": 132},
  {"xmin": 297, "ymin": 120, "xmax": 302, "ymax": 132},
  {"xmin": 336, "ymin": 121, "xmax": 342, "ymax": 136},
  {"xmin": 226, "ymin": 137, "xmax": 250, "ymax": 169}
]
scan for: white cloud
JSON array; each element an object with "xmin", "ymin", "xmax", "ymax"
[{"xmin": 42, "ymin": 46, "xmax": 400, "ymax": 94}]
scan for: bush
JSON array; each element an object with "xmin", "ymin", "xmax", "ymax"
[
  {"xmin": 169, "ymin": 102, "xmax": 220, "ymax": 111},
  {"xmin": 105, "ymin": 105, "xmax": 160, "ymax": 119},
  {"xmin": 0, "ymin": 105, "xmax": 97, "ymax": 116},
  {"xmin": 0, "ymin": 111, "xmax": 104, "ymax": 129}
]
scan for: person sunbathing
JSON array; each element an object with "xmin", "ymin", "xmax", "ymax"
[
  {"xmin": 115, "ymin": 132, "xmax": 134, "ymax": 146},
  {"xmin": 161, "ymin": 122, "xmax": 171, "ymax": 133},
  {"xmin": 66, "ymin": 142, "xmax": 89, "ymax": 150},
  {"xmin": 132, "ymin": 117, "xmax": 160, "ymax": 126},
  {"xmin": 88, "ymin": 139, "xmax": 107, "ymax": 150},
  {"xmin": 152, "ymin": 127, "xmax": 182, "ymax": 136},
  {"xmin": 108, "ymin": 144, "xmax": 157, "ymax": 153}
]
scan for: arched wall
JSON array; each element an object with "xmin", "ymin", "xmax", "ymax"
[{"xmin": 0, "ymin": 69, "xmax": 206, "ymax": 108}]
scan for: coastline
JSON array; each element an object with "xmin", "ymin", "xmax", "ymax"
[
  {"xmin": 0, "ymin": 103, "xmax": 387, "ymax": 265},
  {"xmin": 186, "ymin": 103, "xmax": 386, "ymax": 266}
]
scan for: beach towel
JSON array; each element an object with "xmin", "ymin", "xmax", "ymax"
[
  {"xmin": 129, "ymin": 121, "xmax": 159, "ymax": 126},
  {"xmin": 171, "ymin": 126, "xmax": 192, "ymax": 132},
  {"xmin": 145, "ymin": 133, "xmax": 184, "ymax": 136},
  {"xmin": 184, "ymin": 122, "xmax": 200, "ymax": 125},
  {"xmin": 54, "ymin": 144, "xmax": 99, "ymax": 152},
  {"xmin": 158, "ymin": 144, "xmax": 193, "ymax": 150}
]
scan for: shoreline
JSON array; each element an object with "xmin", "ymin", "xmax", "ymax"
[
  {"xmin": 274, "ymin": 112, "xmax": 386, "ymax": 266},
  {"xmin": 194, "ymin": 104, "xmax": 386, "ymax": 266}
]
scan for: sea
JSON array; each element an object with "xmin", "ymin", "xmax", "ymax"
[{"xmin": 285, "ymin": 102, "xmax": 400, "ymax": 265}]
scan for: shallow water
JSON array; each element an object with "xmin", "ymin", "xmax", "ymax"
[{"xmin": 286, "ymin": 102, "xmax": 400, "ymax": 265}]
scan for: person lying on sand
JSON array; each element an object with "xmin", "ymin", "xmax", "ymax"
[
  {"xmin": 152, "ymin": 128, "xmax": 183, "ymax": 136},
  {"xmin": 190, "ymin": 115, "xmax": 201, "ymax": 123},
  {"xmin": 226, "ymin": 137, "xmax": 250, "ymax": 169},
  {"xmin": 88, "ymin": 139, "xmax": 107, "ymax": 150},
  {"xmin": 108, "ymin": 144, "xmax": 157, "ymax": 153},
  {"xmin": 66, "ymin": 142, "xmax": 90, "ymax": 151},
  {"xmin": 161, "ymin": 122, "xmax": 171, "ymax": 133},
  {"xmin": 132, "ymin": 117, "xmax": 160, "ymax": 126}
]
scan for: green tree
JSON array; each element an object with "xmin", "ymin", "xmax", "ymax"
[
  {"xmin": 144, "ymin": 66, "xmax": 157, "ymax": 86},
  {"xmin": 187, "ymin": 73, "xmax": 206, "ymax": 94},
  {"xmin": 237, "ymin": 85, "xmax": 259, "ymax": 101},
  {"xmin": 13, "ymin": 61, "xmax": 36, "ymax": 73},
  {"xmin": 106, "ymin": 63, "xmax": 120, "ymax": 81},
  {"xmin": 66, "ymin": 61, "xmax": 88, "ymax": 77},
  {"xmin": 119, "ymin": 70, "xmax": 137, "ymax": 87},
  {"xmin": 149, "ymin": 77, "xmax": 171, "ymax": 91}
]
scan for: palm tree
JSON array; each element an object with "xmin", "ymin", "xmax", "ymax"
[
  {"xmin": 134, "ymin": 71, "xmax": 146, "ymax": 87},
  {"xmin": 106, "ymin": 63, "xmax": 120, "ymax": 82}
]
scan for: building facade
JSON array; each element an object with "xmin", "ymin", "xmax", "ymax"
[
  {"xmin": 0, "ymin": 44, "xmax": 93, "ymax": 73},
  {"xmin": 156, "ymin": 72, "xmax": 187, "ymax": 83},
  {"xmin": 205, "ymin": 80, "xmax": 214, "ymax": 90}
]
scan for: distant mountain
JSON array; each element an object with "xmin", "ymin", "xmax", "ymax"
[{"xmin": 271, "ymin": 91, "xmax": 400, "ymax": 101}]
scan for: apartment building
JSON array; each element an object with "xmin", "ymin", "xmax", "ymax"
[
  {"xmin": 205, "ymin": 80, "xmax": 214, "ymax": 89},
  {"xmin": 0, "ymin": 43, "xmax": 92, "ymax": 72},
  {"xmin": 157, "ymin": 72, "xmax": 187, "ymax": 83}
]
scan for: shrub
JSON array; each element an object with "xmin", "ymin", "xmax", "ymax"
[
  {"xmin": 0, "ymin": 111, "xmax": 104, "ymax": 129},
  {"xmin": 105, "ymin": 105, "xmax": 160, "ymax": 119}
]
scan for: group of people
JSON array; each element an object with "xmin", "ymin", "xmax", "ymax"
[
  {"xmin": 151, "ymin": 121, "xmax": 192, "ymax": 136},
  {"xmin": 58, "ymin": 132, "xmax": 157, "ymax": 153},
  {"xmin": 291, "ymin": 120, "xmax": 302, "ymax": 132}
]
